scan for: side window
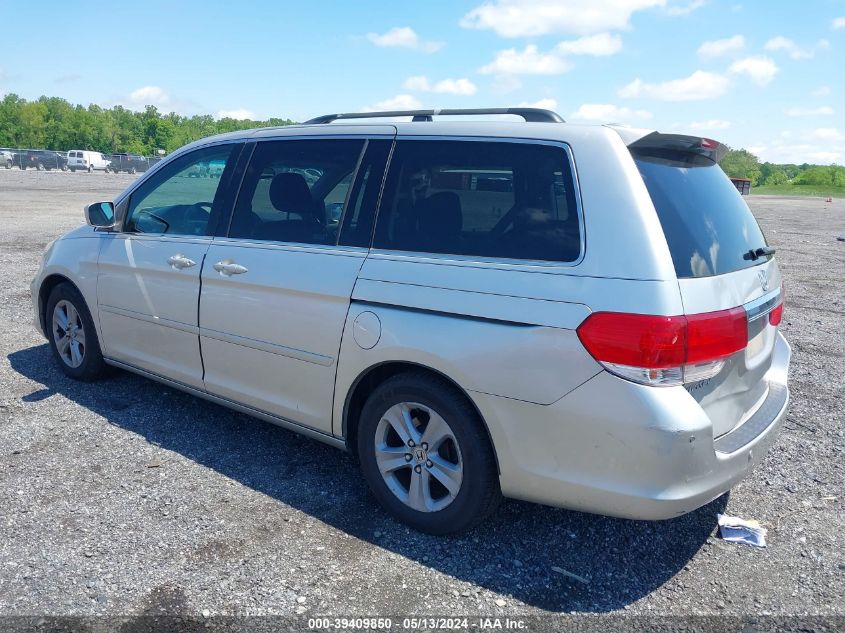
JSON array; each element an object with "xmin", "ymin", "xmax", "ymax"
[
  {"xmin": 373, "ymin": 140, "xmax": 580, "ymax": 263},
  {"xmin": 126, "ymin": 144, "xmax": 237, "ymax": 236},
  {"xmin": 228, "ymin": 139, "xmax": 365, "ymax": 245}
]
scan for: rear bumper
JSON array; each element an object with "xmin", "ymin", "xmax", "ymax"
[{"xmin": 474, "ymin": 332, "xmax": 791, "ymax": 520}]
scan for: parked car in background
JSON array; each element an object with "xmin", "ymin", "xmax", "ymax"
[
  {"xmin": 67, "ymin": 150, "xmax": 110, "ymax": 172},
  {"xmin": 16, "ymin": 149, "xmax": 68, "ymax": 171},
  {"xmin": 31, "ymin": 107, "xmax": 791, "ymax": 534},
  {"xmin": 109, "ymin": 153, "xmax": 149, "ymax": 174},
  {"xmin": 1, "ymin": 148, "xmax": 15, "ymax": 169}
]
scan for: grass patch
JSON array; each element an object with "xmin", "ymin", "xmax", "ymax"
[{"xmin": 750, "ymin": 185, "xmax": 845, "ymax": 198}]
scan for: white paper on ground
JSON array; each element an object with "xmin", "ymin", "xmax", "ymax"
[{"xmin": 717, "ymin": 513, "xmax": 768, "ymax": 548}]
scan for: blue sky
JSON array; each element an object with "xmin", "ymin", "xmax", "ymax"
[{"xmin": 1, "ymin": 0, "xmax": 843, "ymax": 163}]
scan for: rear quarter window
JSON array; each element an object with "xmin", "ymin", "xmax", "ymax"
[
  {"xmin": 373, "ymin": 140, "xmax": 581, "ymax": 263},
  {"xmin": 634, "ymin": 150, "xmax": 770, "ymax": 278}
]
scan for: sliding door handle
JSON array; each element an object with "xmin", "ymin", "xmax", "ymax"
[{"xmin": 213, "ymin": 260, "xmax": 248, "ymax": 276}]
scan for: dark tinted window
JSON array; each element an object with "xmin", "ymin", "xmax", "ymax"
[
  {"xmin": 373, "ymin": 140, "xmax": 580, "ymax": 262},
  {"xmin": 229, "ymin": 139, "xmax": 365, "ymax": 245},
  {"xmin": 634, "ymin": 150, "xmax": 770, "ymax": 278}
]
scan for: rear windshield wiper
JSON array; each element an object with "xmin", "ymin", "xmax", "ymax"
[{"xmin": 743, "ymin": 246, "xmax": 776, "ymax": 261}]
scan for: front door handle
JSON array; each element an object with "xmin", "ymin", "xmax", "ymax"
[
  {"xmin": 213, "ymin": 259, "xmax": 249, "ymax": 276},
  {"xmin": 167, "ymin": 254, "xmax": 196, "ymax": 270}
]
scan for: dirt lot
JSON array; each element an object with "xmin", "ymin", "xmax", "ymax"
[{"xmin": 0, "ymin": 169, "xmax": 843, "ymax": 625}]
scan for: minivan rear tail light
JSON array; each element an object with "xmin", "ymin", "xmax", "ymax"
[
  {"xmin": 577, "ymin": 308, "xmax": 748, "ymax": 387},
  {"xmin": 768, "ymin": 303, "xmax": 783, "ymax": 326}
]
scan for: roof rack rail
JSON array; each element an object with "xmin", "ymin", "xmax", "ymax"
[{"xmin": 303, "ymin": 108, "xmax": 565, "ymax": 125}]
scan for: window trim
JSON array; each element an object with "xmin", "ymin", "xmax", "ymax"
[{"xmin": 368, "ymin": 135, "xmax": 586, "ymax": 269}]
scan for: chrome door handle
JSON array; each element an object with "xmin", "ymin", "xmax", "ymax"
[
  {"xmin": 213, "ymin": 260, "xmax": 249, "ymax": 276},
  {"xmin": 167, "ymin": 254, "xmax": 196, "ymax": 269}
]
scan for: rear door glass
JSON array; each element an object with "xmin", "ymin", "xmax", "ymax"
[{"xmin": 634, "ymin": 150, "xmax": 770, "ymax": 278}]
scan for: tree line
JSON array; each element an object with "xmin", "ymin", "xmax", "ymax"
[
  {"xmin": 719, "ymin": 148, "xmax": 845, "ymax": 188},
  {"xmin": 1, "ymin": 93, "xmax": 842, "ymax": 189},
  {"xmin": 0, "ymin": 93, "xmax": 294, "ymax": 156}
]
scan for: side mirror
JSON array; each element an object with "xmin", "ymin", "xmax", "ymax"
[{"xmin": 84, "ymin": 201, "xmax": 116, "ymax": 228}]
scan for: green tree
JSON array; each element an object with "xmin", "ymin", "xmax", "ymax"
[{"xmin": 719, "ymin": 148, "xmax": 762, "ymax": 185}]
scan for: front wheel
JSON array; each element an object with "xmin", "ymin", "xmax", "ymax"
[
  {"xmin": 88, "ymin": 165, "xmax": 93, "ymax": 173},
  {"xmin": 46, "ymin": 283, "xmax": 106, "ymax": 381},
  {"xmin": 357, "ymin": 372, "xmax": 501, "ymax": 534}
]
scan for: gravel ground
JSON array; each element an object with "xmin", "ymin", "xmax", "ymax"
[{"xmin": 0, "ymin": 169, "xmax": 843, "ymax": 623}]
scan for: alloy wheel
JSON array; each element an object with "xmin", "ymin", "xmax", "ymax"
[
  {"xmin": 374, "ymin": 402, "xmax": 463, "ymax": 512},
  {"xmin": 52, "ymin": 300, "xmax": 86, "ymax": 368}
]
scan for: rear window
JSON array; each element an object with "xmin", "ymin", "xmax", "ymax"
[
  {"xmin": 634, "ymin": 150, "xmax": 770, "ymax": 278},
  {"xmin": 373, "ymin": 140, "xmax": 580, "ymax": 262}
]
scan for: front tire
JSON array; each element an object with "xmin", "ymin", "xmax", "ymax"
[
  {"xmin": 357, "ymin": 372, "xmax": 501, "ymax": 534},
  {"xmin": 46, "ymin": 283, "xmax": 106, "ymax": 381}
]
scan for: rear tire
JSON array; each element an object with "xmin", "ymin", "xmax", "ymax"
[
  {"xmin": 45, "ymin": 283, "xmax": 107, "ymax": 381},
  {"xmin": 37, "ymin": 162, "xmax": 44, "ymax": 171},
  {"xmin": 357, "ymin": 371, "xmax": 501, "ymax": 534}
]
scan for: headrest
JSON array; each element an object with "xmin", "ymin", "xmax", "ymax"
[{"xmin": 269, "ymin": 172, "xmax": 312, "ymax": 216}]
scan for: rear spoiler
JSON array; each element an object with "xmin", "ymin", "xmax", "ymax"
[{"xmin": 625, "ymin": 131, "xmax": 729, "ymax": 163}]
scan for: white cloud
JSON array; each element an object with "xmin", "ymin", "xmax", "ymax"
[
  {"xmin": 811, "ymin": 127, "xmax": 843, "ymax": 142},
  {"xmin": 555, "ymin": 33, "xmax": 622, "ymax": 56},
  {"xmin": 432, "ymin": 78, "xmax": 477, "ymax": 96},
  {"xmin": 460, "ymin": 0, "xmax": 665, "ymax": 37},
  {"xmin": 728, "ymin": 56, "xmax": 778, "ymax": 86},
  {"xmin": 784, "ymin": 106, "xmax": 834, "ymax": 117},
  {"xmin": 364, "ymin": 94, "xmax": 423, "ymax": 111},
  {"xmin": 516, "ymin": 98, "xmax": 559, "ymax": 109},
  {"xmin": 764, "ymin": 36, "xmax": 828, "ymax": 60},
  {"xmin": 759, "ymin": 141, "xmax": 844, "ymax": 165},
  {"xmin": 402, "ymin": 76, "xmax": 477, "ymax": 95},
  {"xmin": 697, "ymin": 35, "xmax": 745, "ymax": 58},
  {"xmin": 365, "ymin": 27, "xmax": 443, "ymax": 53},
  {"xmin": 480, "ymin": 45, "xmax": 573, "ymax": 75},
  {"xmin": 480, "ymin": 33, "xmax": 621, "ymax": 77},
  {"xmin": 666, "ymin": 0, "xmax": 707, "ymax": 16},
  {"xmin": 618, "ymin": 70, "xmax": 730, "ymax": 101},
  {"xmin": 217, "ymin": 109, "xmax": 256, "ymax": 120},
  {"xmin": 570, "ymin": 103, "xmax": 653, "ymax": 121},
  {"xmin": 123, "ymin": 86, "xmax": 174, "ymax": 110},
  {"xmin": 832, "ymin": 16, "xmax": 845, "ymax": 29},
  {"xmin": 813, "ymin": 85, "xmax": 831, "ymax": 97},
  {"xmin": 688, "ymin": 119, "xmax": 731, "ymax": 130}
]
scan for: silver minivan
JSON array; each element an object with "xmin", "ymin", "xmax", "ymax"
[{"xmin": 31, "ymin": 108, "xmax": 790, "ymax": 534}]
